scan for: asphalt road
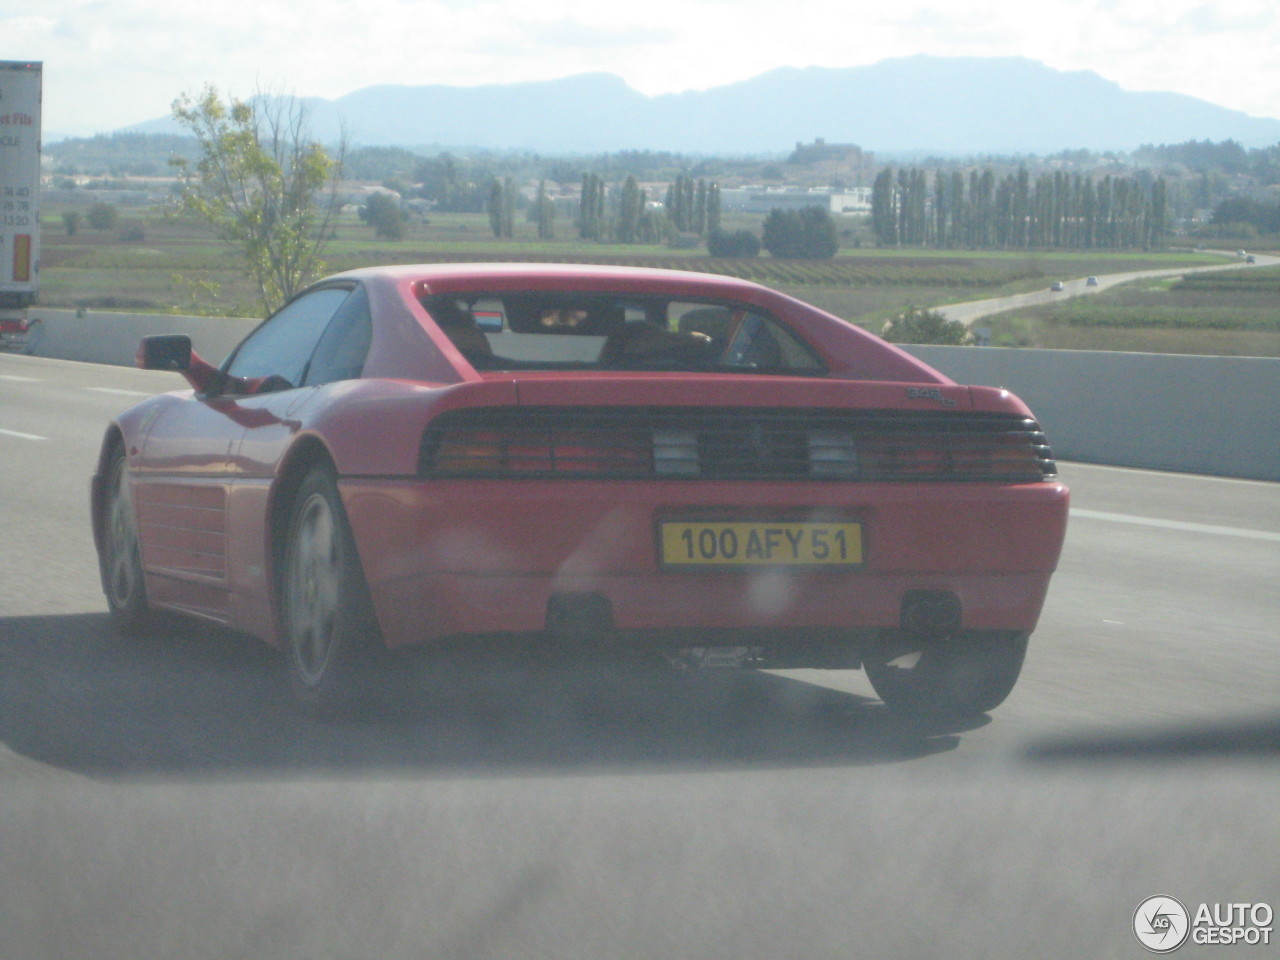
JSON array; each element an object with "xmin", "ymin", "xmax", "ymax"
[
  {"xmin": 938, "ymin": 250, "xmax": 1280, "ymax": 326},
  {"xmin": 1, "ymin": 353, "xmax": 1278, "ymax": 960}
]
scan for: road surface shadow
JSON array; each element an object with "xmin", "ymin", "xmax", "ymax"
[
  {"xmin": 0, "ymin": 613, "xmax": 984, "ymax": 778},
  {"xmin": 1024, "ymin": 716, "xmax": 1280, "ymax": 763}
]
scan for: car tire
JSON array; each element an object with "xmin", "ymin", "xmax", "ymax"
[
  {"xmin": 863, "ymin": 631, "xmax": 1028, "ymax": 717},
  {"xmin": 280, "ymin": 466, "xmax": 382, "ymax": 718},
  {"xmin": 101, "ymin": 447, "xmax": 155, "ymax": 635}
]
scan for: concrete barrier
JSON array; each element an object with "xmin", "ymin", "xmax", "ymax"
[
  {"xmin": 15, "ymin": 308, "xmax": 1278, "ymax": 482},
  {"xmin": 25, "ymin": 308, "xmax": 259, "ymax": 368},
  {"xmin": 905, "ymin": 345, "xmax": 1280, "ymax": 482}
]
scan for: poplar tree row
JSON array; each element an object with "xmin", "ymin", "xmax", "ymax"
[
  {"xmin": 487, "ymin": 173, "xmax": 723, "ymax": 244},
  {"xmin": 664, "ymin": 175, "xmax": 722, "ymax": 237},
  {"xmin": 871, "ymin": 168, "xmax": 1169, "ymax": 250},
  {"xmin": 487, "ymin": 177, "xmax": 516, "ymax": 238}
]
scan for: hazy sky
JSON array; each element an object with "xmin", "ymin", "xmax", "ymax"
[{"xmin": 5, "ymin": 0, "xmax": 1277, "ymax": 138}]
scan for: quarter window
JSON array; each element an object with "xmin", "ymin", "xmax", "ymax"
[{"xmin": 304, "ymin": 286, "xmax": 372, "ymax": 385}]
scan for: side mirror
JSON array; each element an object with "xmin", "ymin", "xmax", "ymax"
[
  {"xmin": 137, "ymin": 335, "xmax": 192, "ymax": 371},
  {"xmin": 136, "ymin": 334, "xmax": 225, "ymax": 395}
]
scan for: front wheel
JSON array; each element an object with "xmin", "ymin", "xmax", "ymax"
[
  {"xmin": 280, "ymin": 467, "xmax": 381, "ymax": 717},
  {"xmin": 100, "ymin": 448, "xmax": 155, "ymax": 635},
  {"xmin": 863, "ymin": 631, "xmax": 1029, "ymax": 717}
]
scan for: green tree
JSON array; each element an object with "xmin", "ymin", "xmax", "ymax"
[
  {"xmin": 578, "ymin": 173, "xmax": 606, "ymax": 240},
  {"xmin": 705, "ymin": 183, "xmax": 722, "ymax": 236},
  {"xmin": 533, "ymin": 179, "xmax": 556, "ymax": 240},
  {"xmin": 908, "ymin": 168, "xmax": 928, "ymax": 244},
  {"xmin": 798, "ymin": 206, "xmax": 838, "ymax": 258},
  {"xmin": 62, "ymin": 211, "xmax": 82, "ymax": 236},
  {"xmin": 664, "ymin": 176, "xmax": 684, "ymax": 231},
  {"xmin": 415, "ymin": 154, "xmax": 486, "ymax": 212},
  {"xmin": 761, "ymin": 209, "xmax": 795, "ymax": 257},
  {"xmin": 881, "ymin": 306, "xmax": 973, "ymax": 345},
  {"xmin": 948, "ymin": 171, "xmax": 967, "ymax": 247},
  {"xmin": 487, "ymin": 177, "xmax": 516, "ymax": 238},
  {"xmin": 171, "ymin": 86, "xmax": 343, "ymax": 313},
  {"xmin": 87, "ymin": 202, "xmax": 119, "ymax": 232},
  {"xmin": 706, "ymin": 228, "xmax": 760, "ymax": 257},
  {"xmin": 664, "ymin": 174, "xmax": 713, "ymax": 234},
  {"xmin": 360, "ymin": 191, "xmax": 407, "ymax": 240},
  {"xmin": 693, "ymin": 180, "xmax": 707, "ymax": 236},
  {"xmin": 762, "ymin": 207, "xmax": 838, "ymax": 258},
  {"xmin": 618, "ymin": 175, "xmax": 642, "ymax": 243},
  {"xmin": 1012, "ymin": 167, "xmax": 1031, "ymax": 248},
  {"xmin": 871, "ymin": 168, "xmax": 897, "ymax": 245}
]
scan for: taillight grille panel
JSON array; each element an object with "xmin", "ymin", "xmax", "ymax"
[{"xmin": 419, "ymin": 408, "xmax": 1056, "ymax": 482}]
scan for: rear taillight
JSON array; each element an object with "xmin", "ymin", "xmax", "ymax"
[
  {"xmin": 421, "ymin": 410, "xmax": 1055, "ymax": 482},
  {"xmin": 426, "ymin": 428, "xmax": 650, "ymax": 477},
  {"xmin": 858, "ymin": 428, "xmax": 1049, "ymax": 481},
  {"xmin": 859, "ymin": 439, "xmax": 948, "ymax": 478},
  {"xmin": 949, "ymin": 432, "xmax": 1048, "ymax": 479}
]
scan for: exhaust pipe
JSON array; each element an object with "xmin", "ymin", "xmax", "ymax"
[{"xmin": 900, "ymin": 590, "xmax": 962, "ymax": 638}]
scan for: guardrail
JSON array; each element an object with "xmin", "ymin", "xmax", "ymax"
[{"xmin": 21, "ymin": 307, "xmax": 1280, "ymax": 482}]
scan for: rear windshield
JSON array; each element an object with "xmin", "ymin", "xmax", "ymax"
[{"xmin": 420, "ymin": 291, "xmax": 827, "ymax": 376}]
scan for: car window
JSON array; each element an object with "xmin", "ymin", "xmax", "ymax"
[
  {"xmin": 225, "ymin": 287, "xmax": 353, "ymax": 386},
  {"xmin": 421, "ymin": 292, "xmax": 826, "ymax": 376},
  {"xmin": 303, "ymin": 285, "xmax": 372, "ymax": 386}
]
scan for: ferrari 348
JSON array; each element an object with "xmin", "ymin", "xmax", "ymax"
[{"xmin": 91, "ymin": 264, "xmax": 1069, "ymax": 716}]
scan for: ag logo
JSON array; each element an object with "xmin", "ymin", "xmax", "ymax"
[{"xmin": 1134, "ymin": 896, "xmax": 1190, "ymax": 953}]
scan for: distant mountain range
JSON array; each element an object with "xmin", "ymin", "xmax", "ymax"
[{"xmin": 127, "ymin": 56, "xmax": 1280, "ymax": 156}]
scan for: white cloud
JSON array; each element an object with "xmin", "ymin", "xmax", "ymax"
[{"xmin": 5, "ymin": 0, "xmax": 1278, "ymax": 136}]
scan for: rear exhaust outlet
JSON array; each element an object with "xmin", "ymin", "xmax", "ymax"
[
  {"xmin": 546, "ymin": 592, "xmax": 613, "ymax": 643},
  {"xmin": 900, "ymin": 590, "xmax": 962, "ymax": 638},
  {"xmin": 666, "ymin": 646, "xmax": 760, "ymax": 670}
]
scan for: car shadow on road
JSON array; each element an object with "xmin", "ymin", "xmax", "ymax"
[
  {"xmin": 0, "ymin": 613, "xmax": 985, "ymax": 778},
  {"xmin": 1023, "ymin": 716, "xmax": 1280, "ymax": 763}
]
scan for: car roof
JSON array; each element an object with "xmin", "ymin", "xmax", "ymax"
[{"xmin": 329, "ymin": 262, "xmax": 776, "ymax": 300}]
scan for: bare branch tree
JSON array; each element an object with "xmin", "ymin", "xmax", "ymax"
[{"xmin": 170, "ymin": 85, "xmax": 346, "ymax": 313}]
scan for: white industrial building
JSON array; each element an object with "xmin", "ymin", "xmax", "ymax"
[{"xmin": 720, "ymin": 186, "xmax": 872, "ymax": 216}]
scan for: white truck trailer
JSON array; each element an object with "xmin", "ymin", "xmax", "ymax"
[{"xmin": 0, "ymin": 61, "xmax": 42, "ymax": 351}]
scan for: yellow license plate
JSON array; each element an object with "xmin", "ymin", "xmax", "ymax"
[{"xmin": 660, "ymin": 521, "xmax": 863, "ymax": 567}]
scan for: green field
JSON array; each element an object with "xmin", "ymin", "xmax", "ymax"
[
  {"xmin": 981, "ymin": 265, "xmax": 1280, "ymax": 356},
  {"xmin": 40, "ymin": 203, "xmax": 1259, "ymax": 354}
]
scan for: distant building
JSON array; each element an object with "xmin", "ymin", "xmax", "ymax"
[
  {"xmin": 720, "ymin": 186, "xmax": 871, "ymax": 216},
  {"xmin": 832, "ymin": 188, "xmax": 872, "ymax": 215},
  {"xmin": 789, "ymin": 139, "xmax": 869, "ymax": 165}
]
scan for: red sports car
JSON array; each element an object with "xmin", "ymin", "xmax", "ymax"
[{"xmin": 92, "ymin": 263, "xmax": 1068, "ymax": 716}]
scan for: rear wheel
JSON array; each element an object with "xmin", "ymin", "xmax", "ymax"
[
  {"xmin": 280, "ymin": 466, "xmax": 381, "ymax": 717},
  {"xmin": 863, "ymin": 631, "xmax": 1028, "ymax": 717},
  {"xmin": 101, "ymin": 448, "xmax": 154, "ymax": 635}
]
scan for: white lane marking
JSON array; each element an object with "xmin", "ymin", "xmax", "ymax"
[
  {"xmin": 0, "ymin": 374, "xmax": 42, "ymax": 382},
  {"xmin": 1071, "ymin": 508, "xmax": 1280, "ymax": 543},
  {"xmin": 85, "ymin": 387, "xmax": 154, "ymax": 397},
  {"xmin": 0, "ymin": 427, "xmax": 47, "ymax": 441}
]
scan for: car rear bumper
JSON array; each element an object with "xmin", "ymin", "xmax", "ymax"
[{"xmin": 339, "ymin": 477, "xmax": 1069, "ymax": 649}]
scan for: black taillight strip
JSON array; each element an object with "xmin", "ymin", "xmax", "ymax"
[{"xmin": 419, "ymin": 407, "xmax": 1057, "ymax": 481}]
